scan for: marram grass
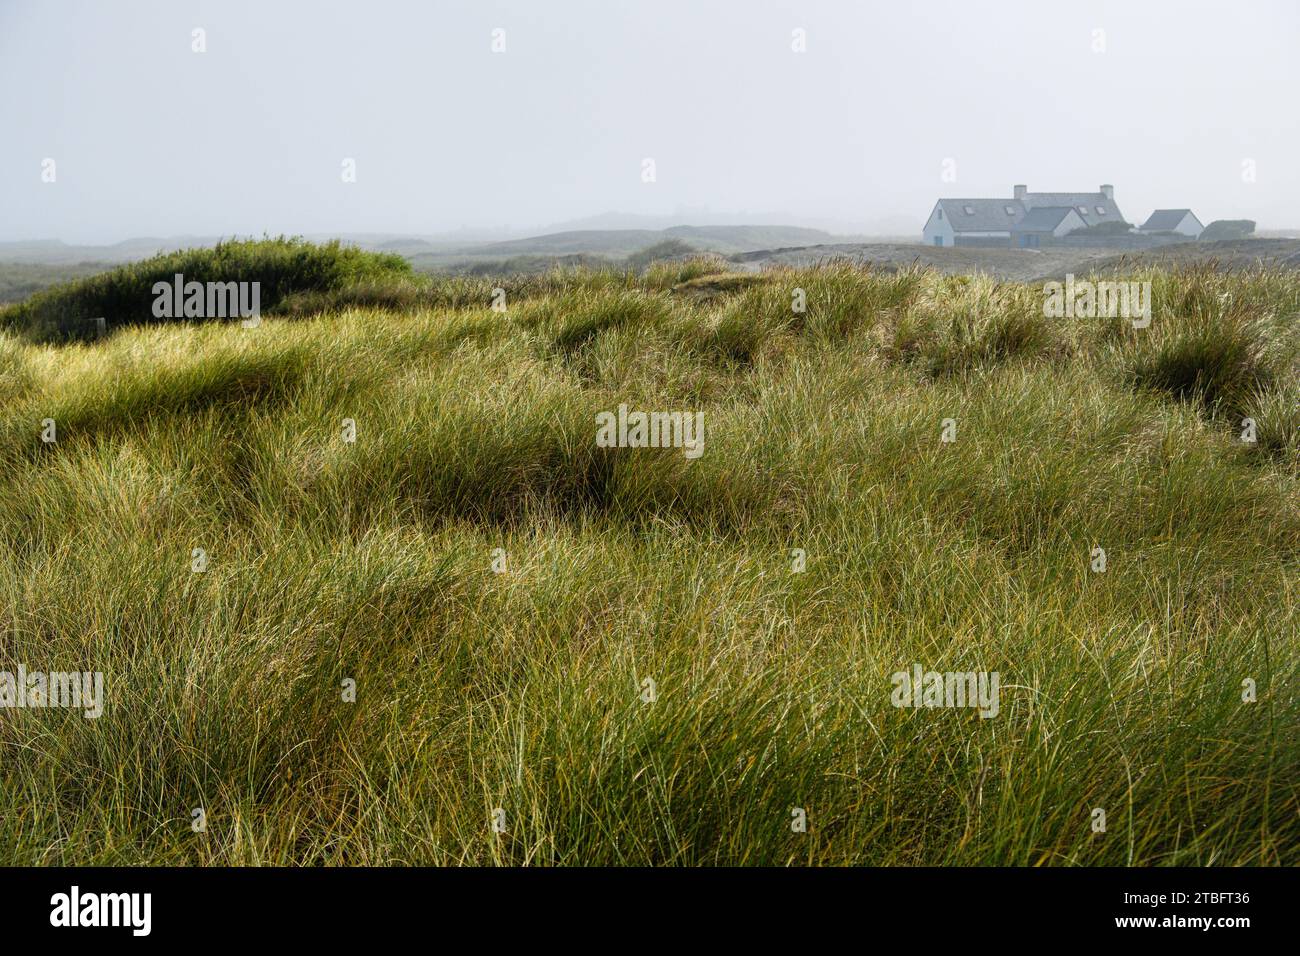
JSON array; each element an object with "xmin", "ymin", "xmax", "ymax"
[{"xmin": 0, "ymin": 256, "xmax": 1296, "ymax": 865}]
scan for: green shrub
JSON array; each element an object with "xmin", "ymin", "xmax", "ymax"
[
  {"xmin": 0, "ymin": 237, "xmax": 411, "ymax": 341},
  {"xmin": 1199, "ymin": 219, "xmax": 1256, "ymax": 241}
]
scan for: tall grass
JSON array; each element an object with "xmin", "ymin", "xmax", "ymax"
[{"xmin": 0, "ymin": 251, "xmax": 1295, "ymax": 865}]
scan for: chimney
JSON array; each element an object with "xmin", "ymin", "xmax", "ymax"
[
  {"xmin": 1100, "ymin": 184, "xmax": 1114, "ymax": 199},
  {"xmin": 1013, "ymin": 184, "xmax": 1027, "ymax": 200}
]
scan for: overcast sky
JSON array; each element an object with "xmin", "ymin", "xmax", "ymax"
[{"xmin": 2, "ymin": 0, "xmax": 1296, "ymax": 242}]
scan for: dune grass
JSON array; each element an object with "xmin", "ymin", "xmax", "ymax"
[{"xmin": 0, "ymin": 252, "xmax": 1296, "ymax": 865}]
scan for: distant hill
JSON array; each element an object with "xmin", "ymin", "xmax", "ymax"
[
  {"xmin": 0, "ymin": 239, "xmax": 138, "ymax": 265},
  {"xmin": 468, "ymin": 230, "xmax": 668, "ymax": 258},
  {"xmin": 0, "ymin": 224, "xmax": 840, "ymax": 267},
  {"xmin": 662, "ymin": 224, "xmax": 834, "ymax": 250},
  {"xmin": 0, "ymin": 237, "xmax": 227, "ymax": 265},
  {"xmin": 376, "ymin": 238, "xmax": 439, "ymax": 253},
  {"xmin": 467, "ymin": 224, "xmax": 837, "ymax": 259}
]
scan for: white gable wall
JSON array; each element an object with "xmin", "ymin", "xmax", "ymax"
[
  {"xmin": 1173, "ymin": 212, "xmax": 1203, "ymax": 237},
  {"xmin": 922, "ymin": 203, "xmax": 955, "ymax": 246},
  {"xmin": 1052, "ymin": 209, "xmax": 1087, "ymax": 237}
]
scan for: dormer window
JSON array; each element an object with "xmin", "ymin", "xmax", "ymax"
[{"xmin": 964, "ymin": 205, "xmax": 975, "ymax": 215}]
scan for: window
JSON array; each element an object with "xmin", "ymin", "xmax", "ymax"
[
  {"xmin": 1005, "ymin": 205, "xmax": 1017, "ymax": 215},
  {"xmin": 964, "ymin": 205, "xmax": 975, "ymax": 215},
  {"xmin": 937, "ymin": 209, "xmax": 943, "ymax": 220},
  {"xmin": 1077, "ymin": 205, "xmax": 1088, "ymax": 216},
  {"xmin": 1096, "ymin": 205, "xmax": 1106, "ymax": 215}
]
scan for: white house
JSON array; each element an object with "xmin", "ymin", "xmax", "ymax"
[
  {"xmin": 1138, "ymin": 209, "xmax": 1203, "ymax": 238},
  {"xmin": 922, "ymin": 184, "xmax": 1124, "ymax": 247}
]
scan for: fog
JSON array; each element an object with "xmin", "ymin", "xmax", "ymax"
[{"xmin": 2, "ymin": 0, "xmax": 1296, "ymax": 243}]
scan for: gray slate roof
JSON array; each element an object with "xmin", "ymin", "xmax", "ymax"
[
  {"xmin": 936, "ymin": 189, "xmax": 1126, "ymax": 233},
  {"xmin": 936, "ymin": 198, "xmax": 1024, "ymax": 233},
  {"xmin": 1140, "ymin": 209, "xmax": 1198, "ymax": 231},
  {"xmin": 1012, "ymin": 206, "xmax": 1078, "ymax": 232},
  {"xmin": 1021, "ymin": 192, "xmax": 1123, "ymax": 228}
]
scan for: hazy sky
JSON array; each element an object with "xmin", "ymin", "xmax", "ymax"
[{"xmin": 2, "ymin": 0, "xmax": 1297, "ymax": 242}]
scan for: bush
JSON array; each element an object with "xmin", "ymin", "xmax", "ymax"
[
  {"xmin": 0, "ymin": 237, "xmax": 411, "ymax": 341},
  {"xmin": 1199, "ymin": 220, "xmax": 1257, "ymax": 242}
]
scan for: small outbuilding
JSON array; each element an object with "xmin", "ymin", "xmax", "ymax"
[{"xmin": 1139, "ymin": 209, "xmax": 1203, "ymax": 238}]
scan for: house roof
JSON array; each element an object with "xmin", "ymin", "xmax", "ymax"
[
  {"xmin": 1140, "ymin": 209, "xmax": 1199, "ymax": 231},
  {"xmin": 936, "ymin": 189, "xmax": 1126, "ymax": 233},
  {"xmin": 1011, "ymin": 206, "xmax": 1081, "ymax": 233},
  {"xmin": 935, "ymin": 198, "xmax": 1024, "ymax": 232},
  {"xmin": 1022, "ymin": 191, "xmax": 1123, "ymax": 228}
]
